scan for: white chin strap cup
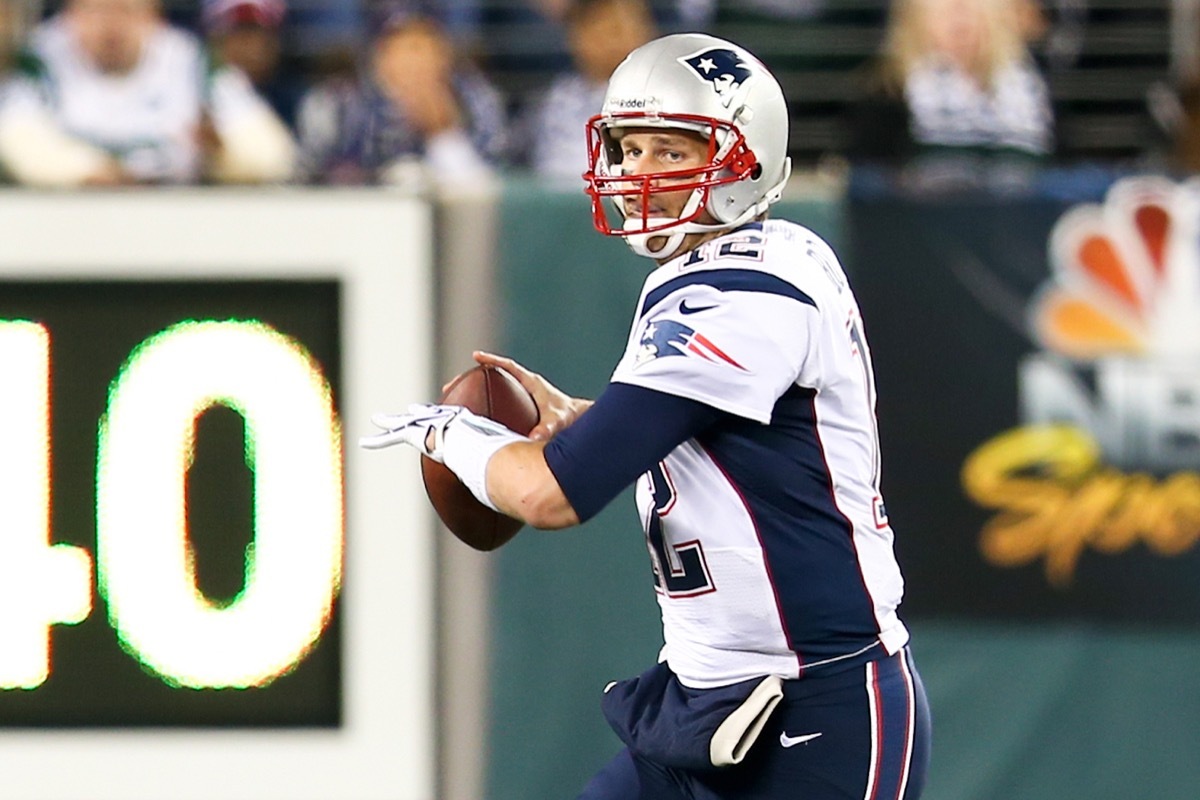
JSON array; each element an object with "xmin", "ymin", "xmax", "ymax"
[
  {"xmin": 624, "ymin": 220, "xmax": 688, "ymax": 260},
  {"xmin": 621, "ymin": 187, "xmax": 710, "ymax": 261}
]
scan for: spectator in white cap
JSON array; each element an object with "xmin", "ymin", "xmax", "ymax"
[{"xmin": 0, "ymin": 0, "xmax": 298, "ymax": 186}]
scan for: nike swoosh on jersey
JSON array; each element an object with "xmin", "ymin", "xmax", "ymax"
[
  {"xmin": 779, "ymin": 731, "xmax": 823, "ymax": 748},
  {"xmin": 679, "ymin": 299, "xmax": 717, "ymax": 315}
]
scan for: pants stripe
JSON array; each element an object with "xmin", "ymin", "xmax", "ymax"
[
  {"xmin": 863, "ymin": 650, "xmax": 916, "ymax": 800},
  {"xmin": 892, "ymin": 651, "xmax": 916, "ymax": 800},
  {"xmin": 863, "ymin": 661, "xmax": 882, "ymax": 800}
]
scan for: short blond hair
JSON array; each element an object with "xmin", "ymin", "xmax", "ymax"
[{"xmin": 880, "ymin": 0, "xmax": 1027, "ymax": 90}]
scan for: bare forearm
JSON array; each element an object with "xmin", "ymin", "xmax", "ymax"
[{"xmin": 486, "ymin": 440, "xmax": 580, "ymax": 529}]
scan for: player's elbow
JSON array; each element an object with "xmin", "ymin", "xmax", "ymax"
[{"xmin": 512, "ymin": 481, "xmax": 579, "ymax": 530}]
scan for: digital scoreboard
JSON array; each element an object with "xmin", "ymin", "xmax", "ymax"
[
  {"xmin": 0, "ymin": 192, "xmax": 436, "ymax": 800},
  {"xmin": 0, "ymin": 281, "xmax": 342, "ymax": 724}
]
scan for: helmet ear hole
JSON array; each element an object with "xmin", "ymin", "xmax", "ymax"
[
  {"xmin": 750, "ymin": 163, "xmax": 762, "ymax": 180},
  {"xmin": 600, "ymin": 128, "xmax": 623, "ymax": 168}
]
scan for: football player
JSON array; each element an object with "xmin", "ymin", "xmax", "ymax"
[{"xmin": 363, "ymin": 32, "xmax": 931, "ymax": 800}]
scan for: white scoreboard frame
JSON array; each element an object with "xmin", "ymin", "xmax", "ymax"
[{"xmin": 0, "ymin": 189, "xmax": 436, "ymax": 800}]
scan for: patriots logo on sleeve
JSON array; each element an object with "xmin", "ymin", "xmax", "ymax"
[
  {"xmin": 634, "ymin": 319, "xmax": 747, "ymax": 371},
  {"xmin": 679, "ymin": 48, "xmax": 754, "ymax": 109}
]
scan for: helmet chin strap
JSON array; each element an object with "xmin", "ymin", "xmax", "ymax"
[
  {"xmin": 623, "ymin": 220, "xmax": 689, "ymax": 260},
  {"xmin": 620, "ymin": 185, "xmax": 768, "ymax": 261}
]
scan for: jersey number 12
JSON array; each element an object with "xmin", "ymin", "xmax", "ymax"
[{"xmin": 644, "ymin": 462, "xmax": 715, "ymax": 597}]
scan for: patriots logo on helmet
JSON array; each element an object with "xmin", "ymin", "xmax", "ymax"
[
  {"xmin": 679, "ymin": 48, "xmax": 754, "ymax": 109},
  {"xmin": 634, "ymin": 319, "xmax": 747, "ymax": 371}
]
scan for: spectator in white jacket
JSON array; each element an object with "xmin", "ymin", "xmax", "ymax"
[{"xmin": 0, "ymin": 0, "xmax": 297, "ymax": 187}]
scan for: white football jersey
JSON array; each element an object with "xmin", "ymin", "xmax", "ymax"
[
  {"xmin": 29, "ymin": 17, "xmax": 268, "ymax": 183},
  {"xmin": 610, "ymin": 220, "xmax": 909, "ymax": 689}
]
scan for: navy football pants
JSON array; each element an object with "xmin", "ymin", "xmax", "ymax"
[{"xmin": 577, "ymin": 648, "xmax": 931, "ymax": 800}]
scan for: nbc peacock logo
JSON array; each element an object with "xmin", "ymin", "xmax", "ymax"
[{"xmin": 962, "ymin": 177, "xmax": 1200, "ymax": 586}]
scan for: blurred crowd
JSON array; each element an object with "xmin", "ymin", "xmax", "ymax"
[{"xmin": 0, "ymin": 0, "xmax": 1193, "ymax": 192}]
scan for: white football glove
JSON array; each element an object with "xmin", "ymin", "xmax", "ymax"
[
  {"xmin": 360, "ymin": 403, "xmax": 530, "ymax": 511},
  {"xmin": 359, "ymin": 403, "xmax": 464, "ymax": 462}
]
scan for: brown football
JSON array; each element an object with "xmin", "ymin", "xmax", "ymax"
[{"xmin": 420, "ymin": 365, "xmax": 539, "ymax": 551}]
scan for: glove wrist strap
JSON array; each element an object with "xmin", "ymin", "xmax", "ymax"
[{"xmin": 442, "ymin": 417, "xmax": 528, "ymax": 512}]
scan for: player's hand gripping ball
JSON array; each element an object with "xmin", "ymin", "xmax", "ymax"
[{"xmin": 421, "ymin": 365, "xmax": 539, "ymax": 551}]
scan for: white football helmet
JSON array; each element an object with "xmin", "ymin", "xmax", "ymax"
[{"xmin": 584, "ymin": 33, "xmax": 792, "ymax": 259}]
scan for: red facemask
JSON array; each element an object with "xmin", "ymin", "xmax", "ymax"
[{"xmin": 583, "ymin": 112, "xmax": 758, "ymax": 238}]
